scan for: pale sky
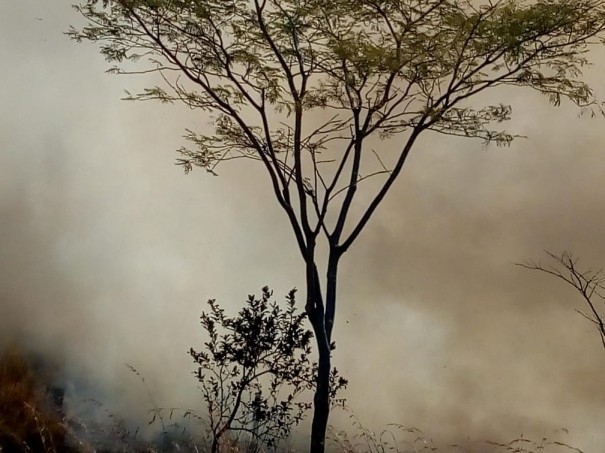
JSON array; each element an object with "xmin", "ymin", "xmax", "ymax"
[{"xmin": 2, "ymin": 2, "xmax": 605, "ymax": 452}]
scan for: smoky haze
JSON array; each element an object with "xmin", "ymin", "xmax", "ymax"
[{"xmin": 2, "ymin": 2, "xmax": 605, "ymax": 451}]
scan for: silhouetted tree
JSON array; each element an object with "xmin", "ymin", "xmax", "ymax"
[
  {"xmin": 190, "ymin": 287, "xmax": 346, "ymax": 453},
  {"xmin": 70, "ymin": 1, "xmax": 605, "ymax": 450}
]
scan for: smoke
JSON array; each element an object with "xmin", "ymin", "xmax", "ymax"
[
  {"xmin": 334, "ymin": 89, "xmax": 605, "ymax": 449},
  {"xmin": 2, "ymin": 2, "xmax": 605, "ymax": 452}
]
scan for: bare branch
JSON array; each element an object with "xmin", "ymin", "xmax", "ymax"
[{"xmin": 519, "ymin": 251, "xmax": 605, "ymax": 351}]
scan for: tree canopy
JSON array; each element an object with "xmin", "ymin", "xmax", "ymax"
[{"xmin": 70, "ymin": 0, "xmax": 605, "ymax": 257}]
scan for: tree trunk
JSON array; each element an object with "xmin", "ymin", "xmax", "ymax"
[
  {"xmin": 211, "ymin": 435, "xmax": 220, "ymax": 453},
  {"xmin": 325, "ymin": 250, "xmax": 340, "ymax": 342},
  {"xmin": 310, "ymin": 338, "xmax": 331, "ymax": 453},
  {"xmin": 305, "ymin": 257, "xmax": 331, "ymax": 453},
  {"xmin": 306, "ymin": 249, "xmax": 343, "ymax": 453}
]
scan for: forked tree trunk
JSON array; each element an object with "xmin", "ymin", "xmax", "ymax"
[
  {"xmin": 307, "ymin": 251, "xmax": 340, "ymax": 453},
  {"xmin": 211, "ymin": 434, "xmax": 220, "ymax": 453}
]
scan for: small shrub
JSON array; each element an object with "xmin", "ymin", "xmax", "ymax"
[{"xmin": 190, "ymin": 286, "xmax": 347, "ymax": 453}]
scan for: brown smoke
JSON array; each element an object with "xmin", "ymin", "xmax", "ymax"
[{"xmin": 2, "ymin": 2, "xmax": 605, "ymax": 452}]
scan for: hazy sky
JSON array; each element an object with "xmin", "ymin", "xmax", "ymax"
[{"xmin": 2, "ymin": 2, "xmax": 605, "ymax": 451}]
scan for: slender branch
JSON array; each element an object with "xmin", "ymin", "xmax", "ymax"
[
  {"xmin": 129, "ymin": 6, "xmax": 310, "ymax": 255},
  {"xmin": 518, "ymin": 251, "xmax": 605, "ymax": 351},
  {"xmin": 340, "ymin": 116, "xmax": 428, "ymax": 252}
]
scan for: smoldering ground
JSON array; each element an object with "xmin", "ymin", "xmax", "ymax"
[{"xmin": 2, "ymin": 2, "xmax": 605, "ymax": 452}]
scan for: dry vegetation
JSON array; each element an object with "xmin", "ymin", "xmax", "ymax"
[
  {"xmin": 0, "ymin": 346, "xmax": 586, "ymax": 453},
  {"xmin": 0, "ymin": 346, "xmax": 74, "ymax": 452}
]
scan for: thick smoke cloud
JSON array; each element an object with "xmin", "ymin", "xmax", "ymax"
[{"xmin": 2, "ymin": 2, "xmax": 605, "ymax": 451}]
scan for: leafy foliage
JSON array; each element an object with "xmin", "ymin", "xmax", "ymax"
[
  {"xmin": 189, "ymin": 287, "xmax": 347, "ymax": 451},
  {"xmin": 68, "ymin": 0, "xmax": 605, "ymax": 262},
  {"xmin": 70, "ymin": 0, "xmax": 605, "ymax": 175}
]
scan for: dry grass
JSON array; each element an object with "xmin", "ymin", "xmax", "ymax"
[
  {"xmin": 0, "ymin": 345, "xmax": 72, "ymax": 452},
  {"xmin": 0, "ymin": 346, "xmax": 587, "ymax": 452},
  {"xmin": 327, "ymin": 406, "xmax": 584, "ymax": 453}
]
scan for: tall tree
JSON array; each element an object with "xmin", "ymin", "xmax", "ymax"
[{"xmin": 70, "ymin": 1, "xmax": 605, "ymax": 451}]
